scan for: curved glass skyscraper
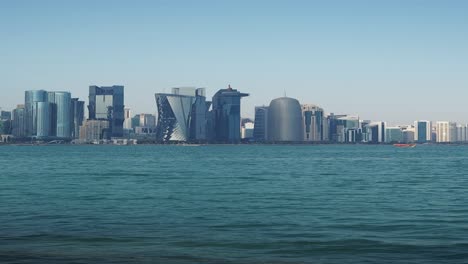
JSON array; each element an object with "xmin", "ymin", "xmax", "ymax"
[
  {"xmin": 53, "ymin": 92, "xmax": 72, "ymax": 138},
  {"xmin": 36, "ymin": 102, "xmax": 53, "ymax": 138},
  {"xmin": 23, "ymin": 90, "xmax": 79, "ymax": 140},
  {"xmin": 155, "ymin": 88, "xmax": 208, "ymax": 142},
  {"xmin": 25, "ymin": 90, "xmax": 47, "ymax": 136}
]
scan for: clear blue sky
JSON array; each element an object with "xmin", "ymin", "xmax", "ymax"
[{"xmin": 1, "ymin": 0, "xmax": 467, "ymax": 124}]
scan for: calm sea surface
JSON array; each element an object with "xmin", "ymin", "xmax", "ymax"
[{"xmin": 0, "ymin": 145, "xmax": 467, "ymax": 264}]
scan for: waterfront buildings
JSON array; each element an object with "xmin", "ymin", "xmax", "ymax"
[
  {"xmin": 302, "ymin": 104, "xmax": 325, "ymax": 142},
  {"xmin": 211, "ymin": 85, "xmax": 249, "ymax": 143},
  {"xmin": 267, "ymin": 97, "xmax": 303, "ymax": 142},
  {"xmin": 253, "ymin": 106, "xmax": 268, "ymax": 142},
  {"xmin": 155, "ymin": 87, "xmax": 209, "ymax": 142},
  {"xmin": 79, "ymin": 120, "xmax": 110, "ymax": 142},
  {"xmin": 88, "ymin": 85, "xmax": 125, "ymax": 138},
  {"xmin": 414, "ymin": 120, "xmax": 432, "ymax": 143}
]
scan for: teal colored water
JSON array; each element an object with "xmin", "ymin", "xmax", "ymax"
[{"xmin": 1, "ymin": 145, "xmax": 467, "ymax": 264}]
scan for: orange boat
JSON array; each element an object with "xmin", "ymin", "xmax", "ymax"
[{"xmin": 393, "ymin": 143, "xmax": 416, "ymax": 148}]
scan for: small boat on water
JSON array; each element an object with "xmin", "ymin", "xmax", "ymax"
[{"xmin": 393, "ymin": 143, "xmax": 416, "ymax": 148}]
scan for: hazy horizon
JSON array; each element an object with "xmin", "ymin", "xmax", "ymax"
[{"xmin": 1, "ymin": 0, "xmax": 467, "ymax": 125}]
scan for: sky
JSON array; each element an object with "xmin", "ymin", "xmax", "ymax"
[{"xmin": 1, "ymin": 0, "xmax": 467, "ymax": 125}]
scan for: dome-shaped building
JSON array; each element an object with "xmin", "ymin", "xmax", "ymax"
[{"xmin": 267, "ymin": 97, "xmax": 303, "ymax": 142}]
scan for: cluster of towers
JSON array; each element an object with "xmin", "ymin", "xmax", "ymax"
[
  {"xmin": 3, "ymin": 86, "xmax": 124, "ymax": 142},
  {"xmin": 251, "ymin": 97, "xmax": 468, "ymax": 144},
  {"xmin": 8, "ymin": 90, "xmax": 84, "ymax": 140},
  {"xmin": 154, "ymin": 85, "xmax": 249, "ymax": 143}
]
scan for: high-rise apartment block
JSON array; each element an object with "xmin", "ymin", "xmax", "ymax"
[
  {"xmin": 302, "ymin": 104, "xmax": 324, "ymax": 142},
  {"xmin": 414, "ymin": 120, "xmax": 432, "ymax": 143}
]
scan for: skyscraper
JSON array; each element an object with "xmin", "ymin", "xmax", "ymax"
[
  {"xmin": 302, "ymin": 104, "xmax": 324, "ymax": 142},
  {"xmin": 155, "ymin": 87, "xmax": 209, "ymax": 142},
  {"xmin": 12, "ymin": 105, "xmax": 26, "ymax": 138},
  {"xmin": 51, "ymin": 92, "xmax": 72, "ymax": 138},
  {"xmin": 123, "ymin": 108, "xmax": 132, "ymax": 130},
  {"xmin": 36, "ymin": 102, "xmax": 54, "ymax": 138},
  {"xmin": 267, "ymin": 97, "xmax": 303, "ymax": 142},
  {"xmin": 365, "ymin": 122, "xmax": 386, "ymax": 143},
  {"xmin": 71, "ymin": 98, "xmax": 85, "ymax": 139},
  {"xmin": 25, "ymin": 90, "xmax": 47, "ymax": 136},
  {"xmin": 414, "ymin": 120, "xmax": 432, "ymax": 143},
  {"xmin": 211, "ymin": 85, "xmax": 248, "ymax": 143},
  {"xmin": 456, "ymin": 124, "xmax": 468, "ymax": 142},
  {"xmin": 436, "ymin": 121, "xmax": 457, "ymax": 143},
  {"xmin": 253, "ymin": 106, "xmax": 269, "ymax": 142},
  {"xmin": 88, "ymin": 85, "xmax": 125, "ymax": 138}
]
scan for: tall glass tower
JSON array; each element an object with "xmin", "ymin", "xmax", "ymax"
[
  {"xmin": 50, "ymin": 92, "xmax": 72, "ymax": 138},
  {"xmin": 71, "ymin": 98, "xmax": 85, "ymax": 139},
  {"xmin": 155, "ymin": 87, "xmax": 208, "ymax": 142},
  {"xmin": 25, "ymin": 90, "xmax": 47, "ymax": 136},
  {"xmin": 211, "ymin": 85, "xmax": 249, "ymax": 143},
  {"xmin": 253, "ymin": 106, "xmax": 269, "ymax": 142}
]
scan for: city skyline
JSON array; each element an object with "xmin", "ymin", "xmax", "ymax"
[{"xmin": 1, "ymin": 1, "xmax": 468, "ymax": 124}]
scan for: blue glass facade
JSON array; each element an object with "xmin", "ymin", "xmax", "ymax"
[
  {"xmin": 211, "ymin": 87, "xmax": 248, "ymax": 143},
  {"xmin": 253, "ymin": 106, "xmax": 269, "ymax": 141},
  {"xmin": 25, "ymin": 90, "xmax": 47, "ymax": 136},
  {"xmin": 418, "ymin": 122, "xmax": 427, "ymax": 142},
  {"xmin": 53, "ymin": 92, "xmax": 72, "ymax": 138},
  {"xmin": 155, "ymin": 88, "xmax": 208, "ymax": 142}
]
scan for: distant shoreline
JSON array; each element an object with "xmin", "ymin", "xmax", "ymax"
[{"xmin": 2, "ymin": 142, "xmax": 468, "ymax": 146}]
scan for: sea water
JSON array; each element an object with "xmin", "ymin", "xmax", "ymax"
[{"xmin": 1, "ymin": 145, "xmax": 467, "ymax": 263}]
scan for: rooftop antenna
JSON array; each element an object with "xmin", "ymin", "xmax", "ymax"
[
  {"xmin": 283, "ymin": 90, "xmax": 287, "ymax": 97},
  {"xmin": 228, "ymin": 84, "xmax": 232, "ymax": 90}
]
